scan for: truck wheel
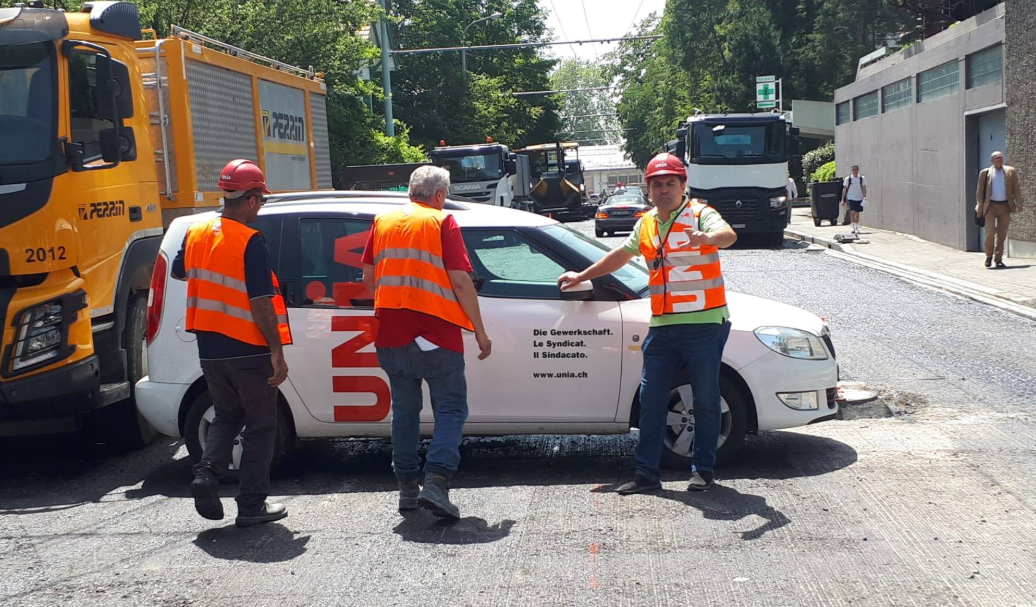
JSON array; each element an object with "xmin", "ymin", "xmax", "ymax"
[
  {"xmin": 769, "ymin": 232, "xmax": 785, "ymax": 249},
  {"xmin": 660, "ymin": 375, "xmax": 749, "ymax": 470},
  {"xmin": 813, "ymin": 218, "xmax": 821, "ymax": 227},
  {"xmin": 595, "ymin": 228, "xmax": 605, "ymax": 237},
  {"xmin": 184, "ymin": 389, "xmax": 295, "ymax": 481},
  {"xmin": 100, "ymin": 295, "xmax": 157, "ymax": 450}
]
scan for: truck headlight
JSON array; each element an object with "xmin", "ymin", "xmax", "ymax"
[
  {"xmin": 690, "ymin": 197, "xmax": 709, "ymax": 204},
  {"xmin": 12, "ymin": 301, "xmax": 65, "ymax": 371},
  {"xmin": 754, "ymin": 326, "xmax": 828, "ymax": 360},
  {"xmin": 769, "ymin": 196, "xmax": 787, "ymax": 208}
]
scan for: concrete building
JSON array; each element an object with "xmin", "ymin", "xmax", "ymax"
[
  {"xmin": 833, "ymin": 4, "xmax": 1031, "ymax": 255},
  {"xmin": 1004, "ymin": 0, "xmax": 1036, "ymax": 259},
  {"xmin": 577, "ymin": 145, "xmax": 643, "ymax": 196}
]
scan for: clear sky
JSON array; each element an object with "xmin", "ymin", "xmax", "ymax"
[{"xmin": 536, "ymin": 0, "xmax": 667, "ymax": 61}]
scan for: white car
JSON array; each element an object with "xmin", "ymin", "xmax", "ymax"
[{"xmin": 136, "ymin": 191, "xmax": 838, "ymax": 469}]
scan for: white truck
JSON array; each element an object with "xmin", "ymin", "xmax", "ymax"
[
  {"xmin": 430, "ymin": 142, "xmax": 530, "ymax": 208},
  {"xmin": 671, "ymin": 113, "xmax": 800, "ymax": 246}
]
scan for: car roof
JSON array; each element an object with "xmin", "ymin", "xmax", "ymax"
[{"xmin": 167, "ymin": 191, "xmax": 558, "ymax": 231}]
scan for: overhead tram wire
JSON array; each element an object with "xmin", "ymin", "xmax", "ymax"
[
  {"xmin": 548, "ymin": 0, "xmax": 579, "ymax": 59},
  {"xmin": 624, "ymin": 0, "xmax": 649, "ymax": 38},
  {"xmin": 580, "ymin": 0, "xmax": 598, "ymax": 61}
]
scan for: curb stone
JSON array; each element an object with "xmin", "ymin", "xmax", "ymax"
[{"xmin": 784, "ymin": 228, "xmax": 1036, "ymax": 323}]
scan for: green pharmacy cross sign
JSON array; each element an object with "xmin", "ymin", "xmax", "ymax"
[
  {"xmin": 756, "ymin": 76, "xmax": 780, "ymax": 109},
  {"xmin": 757, "ymin": 83, "xmax": 775, "ymax": 100}
]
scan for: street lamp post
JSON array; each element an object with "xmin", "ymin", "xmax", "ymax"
[{"xmin": 461, "ymin": 12, "xmax": 503, "ymax": 74}]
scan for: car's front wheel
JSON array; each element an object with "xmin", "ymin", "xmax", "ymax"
[
  {"xmin": 184, "ymin": 390, "xmax": 295, "ymax": 479},
  {"xmin": 660, "ymin": 374, "xmax": 749, "ymax": 469}
]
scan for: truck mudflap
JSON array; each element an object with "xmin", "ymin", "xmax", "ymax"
[{"xmin": 0, "ymin": 354, "xmax": 100, "ymax": 433}]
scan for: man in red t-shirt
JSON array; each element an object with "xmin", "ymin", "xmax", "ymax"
[{"xmin": 361, "ymin": 166, "xmax": 491, "ymax": 520}]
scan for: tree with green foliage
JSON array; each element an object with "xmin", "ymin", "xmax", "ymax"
[
  {"xmin": 549, "ymin": 59, "xmax": 622, "ymax": 146},
  {"xmin": 388, "ymin": 0, "xmax": 560, "ymax": 150},
  {"xmin": 802, "ymin": 141, "xmax": 836, "ymax": 183}
]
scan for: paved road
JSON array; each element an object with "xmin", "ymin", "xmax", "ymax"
[{"xmin": 2, "ymin": 220, "xmax": 1035, "ymax": 606}]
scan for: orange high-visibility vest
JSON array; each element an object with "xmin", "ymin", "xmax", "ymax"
[
  {"xmin": 372, "ymin": 202, "xmax": 474, "ymax": 331},
  {"xmin": 638, "ymin": 201, "xmax": 727, "ymax": 316},
  {"xmin": 184, "ymin": 217, "xmax": 293, "ymax": 346}
]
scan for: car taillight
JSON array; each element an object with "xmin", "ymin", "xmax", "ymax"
[
  {"xmin": 146, "ymin": 252, "xmax": 168, "ymax": 345},
  {"xmin": 595, "ymin": 212, "xmax": 608, "ymax": 219},
  {"xmin": 635, "ymin": 211, "xmax": 647, "ymax": 217}
]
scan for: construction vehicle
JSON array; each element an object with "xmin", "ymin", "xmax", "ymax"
[
  {"xmin": 0, "ymin": 2, "xmax": 332, "ymax": 443},
  {"xmin": 340, "ymin": 163, "xmax": 429, "ymax": 192},
  {"xmin": 514, "ymin": 142, "xmax": 583, "ymax": 221},
  {"xmin": 430, "ymin": 140, "xmax": 530, "ymax": 208},
  {"xmin": 670, "ymin": 113, "xmax": 800, "ymax": 246}
]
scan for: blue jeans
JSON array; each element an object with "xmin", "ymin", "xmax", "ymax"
[
  {"xmin": 635, "ymin": 321, "xmax": 731, "ymax": 481},
  {"xmin": 377, "ymin": 344, "xmax": 468, "ymax": 478}
]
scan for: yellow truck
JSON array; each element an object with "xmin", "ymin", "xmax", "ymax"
[{"xmin": 0, "ymin": 1, "xmax": 332, "ymax": 445}]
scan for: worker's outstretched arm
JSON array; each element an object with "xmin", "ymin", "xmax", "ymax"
[{"xmin": 557, "ymin": 247, "xmax": 636, "ymax": 291}]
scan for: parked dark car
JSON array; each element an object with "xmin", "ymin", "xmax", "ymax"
[{"xmin": 595, "ymin": 195, "xmax": 651, "ymax": 237}]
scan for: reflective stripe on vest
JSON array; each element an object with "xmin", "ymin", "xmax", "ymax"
[
  {"xmin": 638, "ymin": 201, "xmax": 727, "ymax": 316},
  {"xmin": 184, "ymin": 217, "xmax": 293, "ymax": 346},
  {"xmin": 372, "ymin": 202, "xmax": 474, "ymax": 330}
]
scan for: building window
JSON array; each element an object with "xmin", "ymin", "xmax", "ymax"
[
  {"xmin": 966, "ymin": 45, "xmax": 1003, "ymax": 89},
  {"xmin": 853, "ymin": 91, "xmax": 879, "ymax": 120},
  {"xmin": 882, "ymin": 78, "xmax": 912, "ymax": 113},
  {"xmin": 835, "ymin": 101, "xmax": 851, "ymax": 125},
  {"xmin": 918, "ymin": 61, "xmax": 960, "ymax": 102}
]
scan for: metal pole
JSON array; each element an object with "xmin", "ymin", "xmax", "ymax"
[
  {"xmin": 778, "ymin": 78, "xmax": 783, "ymax": 112},
  {"xmin": 378, "ymin": 0, "xmax": 394, "ymax": 137},
  {"xmin": 461, "ymin": 48, "xmax": 467, "ymax": 73}
]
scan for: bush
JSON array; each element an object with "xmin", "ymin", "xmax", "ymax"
[
  {"xmin": 802, "ymin": 141, "xmax": 835, "ymax": 183},
  {"xmin": 813, "ymin": 160, "xmax": 837, "ymax": 183}
]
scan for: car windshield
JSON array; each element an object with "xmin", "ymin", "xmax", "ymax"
[
  {"xmin": 691, "ymin": 121, "xmax": 786, "ymax": 164},
  {"xmin": 0, "ymin": 42, "xmax": 55, "ymax": 165},
  {"xmin": 434, "ymin": 152, "xmax": 504, "ymax": 183},
  {"xmin": 539, "ymin": 224, "xmax": 649, "ymax": 297},
  {"xmin": 605, "ymin": 196, "xmax": 644, "ymax": 206}
]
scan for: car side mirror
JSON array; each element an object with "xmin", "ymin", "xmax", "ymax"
[
  {"xmin": 505, "ymin": 160, "xmax": 517, "ymax": 175},
  {"xmin": 560, "ymin": 280, "xmax": 594, "ymax": 301}
]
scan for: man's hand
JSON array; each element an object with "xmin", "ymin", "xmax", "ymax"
[
  {"xmin": 682, "ymin": 228, "xmax": 712, "ymax": 248},
  {"xmin": 475, "ymin": 330, "xmax": 493, "ymax": 360},
  {"xmin": 268, "ymin": 350, "xmax": 288, "ymax": 387},
  {"xmin": 558, "ymin": 271, "xmax": 584, "ymax": 291}
]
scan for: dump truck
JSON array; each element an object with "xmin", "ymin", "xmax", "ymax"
[
  {"xmin": 669, "ymin": 112, "xmax": 799, "ymax": 246},
  {"xmin": 430, "ymin": 140, "xmax": 530, "ymax": 208},
  {"xmin": 0, "ymin": 2, "xmax": 332, "ymax": 444},
  {"xmin": 513, "ymin": 142, "xmax": 583, "ymax": 221}
]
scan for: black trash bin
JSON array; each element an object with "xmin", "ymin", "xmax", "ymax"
[{"xmin": 809, "ymin": 181, "xmax": 843, "ymax": 227}]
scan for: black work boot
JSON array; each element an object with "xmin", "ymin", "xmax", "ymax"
[
  {"xmin": 190, "ymin": 468, "xmax": 224, "ymax": 521},
  {"xmin": 235, "ymin": 502, "xmax": 288, "ymax": 528},
  {"xmin": 418, "ymin": 472, "xmax": 460, "ymax": 520},
  {"xmin": 687, "ymin": 470, "xmax": 715, "ymax": 492},
  {"xmin": 616, "ymin": 474, "xmax": 662, "ymax": 495},
  {"xmin": 396, "ymin": 472, "xmax": 421, "ymax": 512}
]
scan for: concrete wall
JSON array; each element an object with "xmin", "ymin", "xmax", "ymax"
[
  {"xmin": 834, "ymin": 4, "xmax": 1006, "ymax": 251},
  {"xmin": 1005, "ymin": 0, "xmax": 1036, "ymax": 258}
]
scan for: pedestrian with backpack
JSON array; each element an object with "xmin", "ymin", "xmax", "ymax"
[{"xmin": 841, "ymin": 166, "xmax": 867, "ymax": 236}]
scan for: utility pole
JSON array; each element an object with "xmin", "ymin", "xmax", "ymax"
[{"xmin": 378, "ymin": 0, "xmax": 394, "ymax": 137}]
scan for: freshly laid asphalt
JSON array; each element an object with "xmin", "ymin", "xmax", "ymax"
[{"xmin": 2, "ymin": 221, "xmax": 1035, "ymax": 606}]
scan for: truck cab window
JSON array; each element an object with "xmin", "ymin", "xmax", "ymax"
[
  {"xmin": 0, "ymin": 42, "xmax": 55, "ymax": 165},
  {"xmin": 68, "ymin": 53, "xmax": 114, "ymax": 162}
]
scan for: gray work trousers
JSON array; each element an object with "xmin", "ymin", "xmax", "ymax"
[{"xmin": 193, "ymin": 356, "xmax": 278, "ymax": 509}]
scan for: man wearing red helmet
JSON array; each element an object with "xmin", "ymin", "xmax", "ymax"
[
  {"xmin": 171, "ymin": 159, "xmax": 293, "ymax": 527},
  {"xmin": 559, "ymin": 152, "xmax": 737, "ymax": 494}
]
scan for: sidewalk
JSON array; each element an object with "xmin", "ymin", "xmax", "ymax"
[{"xmin": 784, "ymin": 207, "xmax": 1036, "ymax": 318}]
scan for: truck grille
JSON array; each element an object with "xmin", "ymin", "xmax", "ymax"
[{"xmin": 712, "ymin": 199, "xmax": 760, "ymax": 224}]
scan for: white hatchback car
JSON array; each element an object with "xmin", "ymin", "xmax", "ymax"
[{"xmin": 136, "ymin": 192, "xmax": 838, "ymax": 469}]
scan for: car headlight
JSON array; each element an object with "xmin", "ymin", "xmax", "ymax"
[
  {"xmin": 769, "ymin": 195, "xmax": 787, "ymax": 208},
  {"xmin": 12, "ymin": 301, "xmax": 65, "ymax": 371},
  {"xmin": 754, "ymin": 326, "xmax": 828, "ymax": 360}
]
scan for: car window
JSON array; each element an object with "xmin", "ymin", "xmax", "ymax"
[
  {"xmin": 538, "ymin": 224, "xmax": 649, "ymax": 297},
  {"xmin": 462, "ymin": 229, "xmax": 567, "ymax": 299},
  {"xmin": 298, "ymin": 217, "xmax": 373, "ymax": 308}
]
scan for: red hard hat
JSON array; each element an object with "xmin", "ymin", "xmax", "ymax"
[
  {"xmin": 217, "ymin": 159, "xmax": 271, "ymax": 194},
  {"xmin": 644, "ymin": 153, "xmax": 686, "ymax": 181}
]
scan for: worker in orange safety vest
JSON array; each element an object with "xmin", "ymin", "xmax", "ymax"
[
  {"xmin": 172, "ymin": 158, "xmax": 292, "ymax": 528},
  {"xmin": 558, "ymin": 153, "xmax": 737, "ymax": 494}
]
